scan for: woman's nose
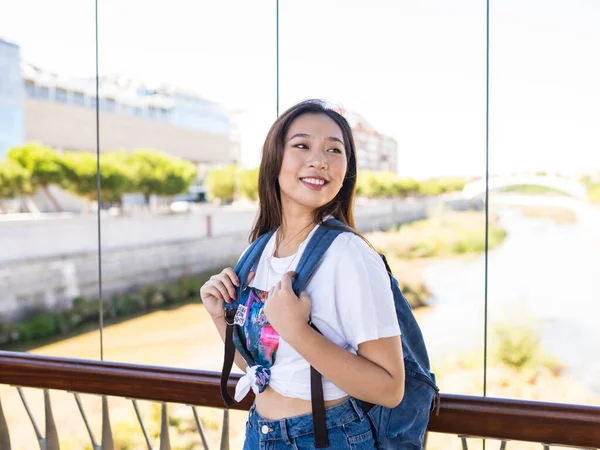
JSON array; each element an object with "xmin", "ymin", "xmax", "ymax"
[{"xmin": 307, "ymin": 148, "xmax": 328, "ymax": 169}]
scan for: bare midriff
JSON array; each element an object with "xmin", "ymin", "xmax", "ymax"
[{"xmin": 255, "ymin": 385, "xmax": 349, "ymax": 420}]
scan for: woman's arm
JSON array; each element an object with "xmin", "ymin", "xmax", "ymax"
[
  {"xmin": 285, "ymin": 323, "xmax": 404, "ymax": 408},
  {"xmin": 200, "ymin": 267, "xmax": 248, "ymax": 373},
  {"xmin": 264, "ymin": 272, "xmax": 404, "ymax": 408}
]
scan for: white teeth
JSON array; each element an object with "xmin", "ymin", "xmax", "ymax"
[{"xmin": 301, "ymin": 178, "xmax": 326, "ymax": 186}]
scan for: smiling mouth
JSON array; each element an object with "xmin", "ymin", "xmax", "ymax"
[{"xmin": 300, "ymin": 177, "xmax": 329, "ymax": 187}]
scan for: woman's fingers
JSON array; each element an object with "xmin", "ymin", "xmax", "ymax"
[
  {"xmin": 217, "ymin": 273, "xmax": 237, "ymax": 299},
  {"xmin": 204, "ymin": 285, "xmax": 225, "ymax": 302},
  {"xmin": 281, "ymin": 271, "xmax": 296, "ymax": 291},
  {"xmin": 223, "ymin": 267, "xmax": 240, "ymax": 287},
  {"xmin": 209, "ymin": 277, "xmax": 230, "ymax": 302}
]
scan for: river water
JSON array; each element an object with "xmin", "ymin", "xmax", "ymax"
[{"xmin": 419, "ymin": 195, "xmax": 600, "ymax": 397}]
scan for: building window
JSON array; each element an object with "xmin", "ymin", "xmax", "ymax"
[
  {"xmin": 89, "ymin": 96, "xmax": 98, "ymax": 108},
  {"xmin": 148, "ymin": 106, "xmax": 157, "ymax": 117},
  {"xmin": 35, "ymin": 86, "xmax": 49, "ymax": 99},
  {"xmin": 55, "ymin": 88, "xmax": 68, "ymax": 103},
  {"xmin": 24, "ymin": 80, "xmax": 35, "ymax": 97},
  {"xmin": 73, "ymin": 92, "xmax": 85, "ymax": 106},
  {"xmin": 134, "ymin": 107, "xmax": 143, "ymax": 116},
  {"xmin": 105, "ymin": 98, "xmax": 116, "ymax": 112}
]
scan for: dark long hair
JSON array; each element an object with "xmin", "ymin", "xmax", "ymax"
[{"xmin": 249, "ymin": 99, "xmax": 359, "ymax": 243}]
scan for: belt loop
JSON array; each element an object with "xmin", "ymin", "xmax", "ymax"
[
  {"xmin": 349, "ymin": 398, "xmax": 364, "ymax": 422},
  {"xmin": 248, "ymin": 404, "xmax": 256, "ymax": 428},
  {"xmin": 280, "ymin": 419, "xmax": 291, "ymax": 445}
]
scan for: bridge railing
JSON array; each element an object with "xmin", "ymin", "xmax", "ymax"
[{"xmin": 0, "ymin": 351, "xmax": 599, "ymax": 449}]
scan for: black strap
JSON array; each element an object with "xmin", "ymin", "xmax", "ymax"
[
  {"xmin": 310, "ymin": 366, "xmax": 328, "ymax": 448},
  {"xmin": 220, "ymin": 309, "xmax": 237, "ymax": 407},
  {"xmin": 379, "ymin": 253, "xmax": 393, "ymax": 275},
  {"xmin": 309, "ymin": 321, "xmax": 329, "ymax": 448},
  {"xmin": 361, "ymin": 401, "xmax": 374, "ymax": 414}
]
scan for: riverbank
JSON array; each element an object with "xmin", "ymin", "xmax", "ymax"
[{"xmin": 364, "ymin": 209, "xmax": 507, "ymax": 308}]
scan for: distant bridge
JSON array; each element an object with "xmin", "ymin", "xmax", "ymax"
[{"xmin": 461, "ymin": 175, "xmax": 588, "ymax": 201}]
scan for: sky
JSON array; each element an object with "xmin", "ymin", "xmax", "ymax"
[{"xmin": 1, "ymin": 0, "xmax": 599, "ymax": 178}]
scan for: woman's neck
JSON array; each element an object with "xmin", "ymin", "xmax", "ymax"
[{"xmin": 276, "ymin": 211, "xmax": 316, "ymax": 258}]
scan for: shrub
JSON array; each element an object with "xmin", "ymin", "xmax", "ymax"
[
  {"xmin": 369, "ymin": 210, "xmax": 507, "ymax": 260},
  {"xmin": 239, "ymin": 167, "xmax": 259, "ymax": 201},
  {"xmin": 1, "ymin": 272, "xmax": 215, "ymax": 347},
  {"xmin": 205, "ymin": 165, "xmax": 236, "ymax": 203},
  {"xmin": 356, "ymin": 172, "xmax": 466, "ymax": 199},
  {"xmin": 16, "ymin": 311, "xmax": 58, "ymax": 340},
  {"xmin": 587, "ymin": 184, "xmax": 600, "ymax": 205},
  {"xmin": 492, "ymin": 323, "xmax": 556, "ymax": 372}
]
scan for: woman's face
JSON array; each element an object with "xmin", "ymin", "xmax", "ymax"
[{"xmin": 278, "ymin": 113, "xmax": 348, "ymax": 216}]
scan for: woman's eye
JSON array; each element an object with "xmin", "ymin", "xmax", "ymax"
[
  {"xmin": 295, "ymin": 143, "xmax": 308, "ymax": 149},
  {"xmin": 328, "ymin": 148, "xmax": 342, "ymax": 153}
]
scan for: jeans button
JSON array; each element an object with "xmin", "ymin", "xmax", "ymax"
[{"xmin": 261, "ymin": 425, "xmax": 270, "ymax": 435}]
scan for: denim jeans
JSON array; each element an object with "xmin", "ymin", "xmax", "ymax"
[{"xmin": 243, "ymin": 398, "xmax": 376, "ymax": 450}]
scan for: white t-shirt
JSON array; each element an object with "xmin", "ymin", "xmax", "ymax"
[{"xmin": 235, "ymin": 224, "xmax": 401, "ymax": 401}]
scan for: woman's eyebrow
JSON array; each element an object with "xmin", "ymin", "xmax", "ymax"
[{"xmin": 288, "ymin": 133, "xmax": 345, "ymax": 145}]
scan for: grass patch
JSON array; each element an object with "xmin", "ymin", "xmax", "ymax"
[
  {"xmin": 367, "ymin": 209, "xmax": 507, "ymax": 260},
  {"xmin": 587, "ymin": 183, "xmax": 600, "ymax": 205},
  {"xmin": 364, "ymin": 209, "xmax": 507, "ymax": 309},
  {"xmin": 499, "ymin": 184, "xmax": 570, "ymax": 196},
  {"xmin": 519, "ymin": 205, "xmax": 577, "ymax": 224},
  {"xmin": 0, "ymin": 270, "xmax": 214, "ymax": 349}
]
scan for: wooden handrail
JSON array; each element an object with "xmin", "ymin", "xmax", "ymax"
[
  {"xmin": 1, "ymin": 351, "xmax": 599, "ymax": 448},
  {"xmin": 0, "ymin": 351, "xmax": 254, "ymax": 411}
]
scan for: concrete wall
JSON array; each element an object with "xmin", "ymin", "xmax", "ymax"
[
  {"xmin": 24, "ymin": 99, "xmax": 233, "ymax": 163},
  {"xmin": 0, "ymin": 199, "xmax": 431, "ymax": 320}
]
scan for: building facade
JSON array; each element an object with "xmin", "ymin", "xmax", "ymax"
[
  {"xmin": 1, "ymin": 40, "xmax": 233, "ymax": 164},
  {"xmin": 0, "ymin": 38, "xmax": 25, "ymax": 158},
  {"xmin": 343, "ymin": 110, "xmax": 398, "ymax": 173}
]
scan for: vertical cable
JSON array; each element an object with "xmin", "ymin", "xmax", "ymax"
[
  {"xmin": 483, "ymin": 0, "xmax": 490, "ymax": 447},
  {"xmin": 276, "ymin": 0, "xmax": 280, "ymax": 117},
  {"xmin": 484, "ymin": 0, "xmax": 490, "ymax": 398},
  {"xmin": 95, "ymin": 0, "xmax": 104, "ymax": 361}
]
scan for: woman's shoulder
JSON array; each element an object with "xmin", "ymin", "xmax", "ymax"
[{"xmin": 326, "ymin": 229, "xmax": 383, "ymax": 266}]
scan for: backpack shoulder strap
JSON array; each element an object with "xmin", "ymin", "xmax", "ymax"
[
  {"xmin": 291, "ymin": 218, "xmax": 351, "ymax": 448},
  {"xmin": 291, "ymin": 218, "xmax": 349, "ymax": 296},
  {"xmin": 221, "ymin": 230, "xmax": 274, "ymax": 407}
]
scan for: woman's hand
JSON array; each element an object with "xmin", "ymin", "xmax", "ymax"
[
  {"xmin": 200, "ymin": 267, "xmax": 239, "ymax": 320},
  {"xmin": 264, "ymin": 271, "xmax": 311, "ymax": 341}
]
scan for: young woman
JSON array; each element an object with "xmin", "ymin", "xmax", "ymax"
[{"xmin": 200, "ymin": 100, "xmax": 404, "ymax": 449}]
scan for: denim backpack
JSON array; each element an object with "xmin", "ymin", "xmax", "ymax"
[{"xmin": 220, "ymin": 218, "xmax": 440, "ymax": 449}]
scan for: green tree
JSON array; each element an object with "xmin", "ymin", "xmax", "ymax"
[
  {"xmin": 438, "ymin": 177, "xmax": 467, "ymax": 193},
  {"xmin": 206, "ymin": 164, "xmax": 236, "ymax": 203},
  {"xmin": 0, "ymin": 159, "xmax": 32, "ymax": 213},
  {"xmin": 126, "ymin": 150, "xmax": 197, "ymax": 203},
  {"xmin": 393, "ymin": 177, "xmax": 419, "ymax": 197},
  {"xmin": 61, "ymin": 151, "xmax": 132, "ymax": 205},
  {"xmin": 99, "ymin": 152, "xmax": 134, "ymax": 203},
  {"xmin": 61, "ymin": 151, "xmax": 97, "ymax": 202},
  {"xmin": 416, "ymin": 179, "xmax": 443, "ymax": 196},
  {"xmin": 239, "ymin": 167, "xmax": 259, "ymax": 201},
  {"xmin": 356, "ymin": 171, "xmax": 380, "ymax": 198},
  {"xmin": 356, "ymin": 172, "xmax": 467, "ymax": 198},
  {"xmin": 7, "ymin": 143, "xmax": 65, "ymax": 211}
]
